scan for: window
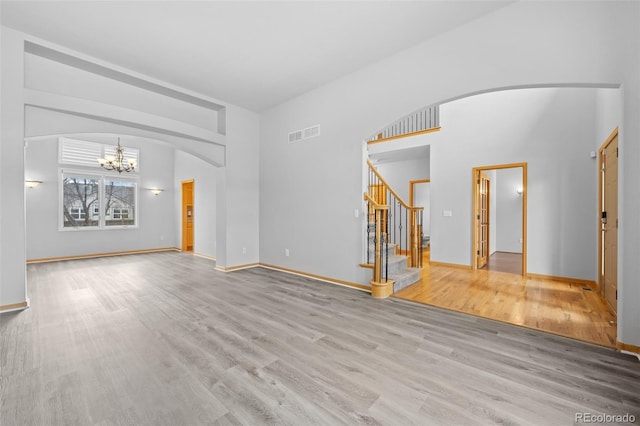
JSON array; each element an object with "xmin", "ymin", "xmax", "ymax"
[
  {"xmin": 105, "ymin": 179, "xmax": 136, "ymax": 226},
  {"xmin": 61, "ymin": 171, "xmax": 138, "ymax": 230},
  {"xmin": 59, "ymin": 137, "xmax": 140, "ymax": 231},
  {"xmin": 62, "ymin": 176, "xmax": 100, "ymax": 228},
  {"xmin": 69, "ymin": 208, "xmax": 86, "ymax": 220},
  {"xmin": 111, "ymin": 209, "xmax": 130, "ymax": 219}
]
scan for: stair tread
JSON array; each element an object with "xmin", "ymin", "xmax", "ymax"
[{"xmin": 390, "ymin": 268, "xmax": 420, "ymax": 277}]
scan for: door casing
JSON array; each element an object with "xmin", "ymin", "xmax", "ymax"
[
  {"xmin": 476, "ymin": 172, "xmax": 491, "ymax": 269},
  {"xmin": 182, "ymin": 179, "xmax": 194, "ymax": 252},
  {"xmin": 472, "ymin": 163, "xmax": 527, "ymax": 275},
  {"xmin": 598, "ymin": 128, "xmax": 618, "ymax": 314}
]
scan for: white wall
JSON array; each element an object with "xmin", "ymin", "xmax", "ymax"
[
  {"xmin": 413, "ymin": 183, "xmax": 431, "ymax": 238},
  {"xmin": 495, "ymin": 168, "xmax": 523, "ymax": 254},
  {"xmin": 215, "ymin": 106, "xmax": 260, "ymax": 269},
  {"xmin": 260, "ymin": 104, "xmax": 367, "ymax": 281},
  {"xmin": 0, "ymin": 27, "xmax": 27, "ymax": 308},
  {"xmin": 375, "ymin": 156, "xmax": 429, "ymax": 202},
  {"xmin": 174, "ymin": 150, "xmax": 217, "ymax": 258},
  {"xmin": 595, "ymin": 88, "xmax": 621, "ymax": 145},
  {"xmin": 259, "ymin": 1, "xmax": 640, "ymax": 346},
  {"xmin": 430, "ymin": 88, "xmax": 597, "ymax": 279},
  {"xmin": 24, "ymin": 135, "xmax": 176, "ymax": 260}
]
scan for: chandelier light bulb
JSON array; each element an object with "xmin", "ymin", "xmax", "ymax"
[{"xmin": 98, "ymin": 138, "xmax": 135, "ymax": 173}]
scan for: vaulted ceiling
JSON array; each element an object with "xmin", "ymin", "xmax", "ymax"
[{"xmin": 1, "ymin": 1, "xmax": 512, "ymax": 111}]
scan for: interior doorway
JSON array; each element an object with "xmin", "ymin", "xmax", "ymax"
[
  {"xmin": 182, "ymin": 179, "xmax": 194, "ymax": 252},
  {"xmin": 599, "ymin": 128, "xmax": 618, "ymax": 315},
  {"xmin": 476, "ymin": 171, "xmax": 491, "ymax": 268},
  {"xmin": 472, "ymin": 163, "xmax": 527, "ymax": 275}
]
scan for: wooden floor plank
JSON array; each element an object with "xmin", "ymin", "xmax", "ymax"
[
  {"xmin": 395, "ymin": 250, "xmax": 617, "ymax": 347},
  {"xmin": 1, "ymin": 251, "xmax": 638, "ymax": 425}
]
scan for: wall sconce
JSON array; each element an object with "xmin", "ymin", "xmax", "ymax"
[
  {"xmin": 25, "ymin": 180, "xmax": 43, "ymax": 188},
  {"xmin": 150, "ymin": 188, "xmax": 164, "ymax": 196},
  {"xmin": 516, "ymin": 187, "xmax": 523, "ymax": 195}
]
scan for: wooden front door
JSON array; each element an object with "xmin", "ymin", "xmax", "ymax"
[
  {"xmin": 182, "ymin": 180, "xmax": 194, "ymax": 252},
  {"xmin": 602, "ymin": 135, "xmax": 618, "ymax": 313},
  {"xmin": 476, "ymin": 171, "xmax": 490, "ymax": 269}
]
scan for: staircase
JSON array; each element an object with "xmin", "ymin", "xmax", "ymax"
[
  {"xmin": 363, "ymin": 231, "xmax": 421, "ymax": 293},
  {"xmin": 362, "ymin": 160, "xmax": 424, "ymax": 298},
  {"xmin": 361, "ymin": 108, "xmax": 438, "ymax": 298}
]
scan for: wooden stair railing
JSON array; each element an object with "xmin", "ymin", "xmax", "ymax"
[
  {"xmin": 363, "ymin": 193, "xmax": 393, "ymax": 298},
  {"xmin": 361, "ymin": 160, "xmax": 424, "ymax": 298},
  {"xmin": 366, "ymin": 159, "xmax": 424, "ymax": 267}
]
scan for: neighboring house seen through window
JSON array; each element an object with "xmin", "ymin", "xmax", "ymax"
[
  {"xmin": 62, "ymin": 173, "xmax": 138, "ymax": 230},
  {"xmin": 59, "ymin": 137, "xmax": 139, "ymax": 230}
]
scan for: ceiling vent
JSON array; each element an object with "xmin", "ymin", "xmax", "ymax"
[{"xmin": 289, "ymin": 124, "xmax": 320, "ymax": 143}]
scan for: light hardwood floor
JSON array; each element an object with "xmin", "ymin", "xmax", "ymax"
[
  {"xmin": 482, "ymin": 251, "xmax": 523, "ymax": 275},
  {"xmin": 395, "ymin": 251, "xmax": 617, "ymax": 348},
  {"xmin": 1, "ymin": 252, "xmax": 638, "ymax": 425}
]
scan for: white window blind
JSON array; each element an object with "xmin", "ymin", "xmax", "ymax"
[
  {"xmin": 59, "ymin": 137, "xmax": 140, "ymax": 171},
  {"xmin": 58, "ymin": 137, "xmax": 102, "ymax": 167}
]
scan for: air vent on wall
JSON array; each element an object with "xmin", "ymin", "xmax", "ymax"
[{"xmin": 288, "ymin": 124, "xmax": 320, "ymax": 143}]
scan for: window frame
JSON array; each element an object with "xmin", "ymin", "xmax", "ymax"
[{"xmin": 59, "ymin": 168, "xmax": 139, "ymax": 231}]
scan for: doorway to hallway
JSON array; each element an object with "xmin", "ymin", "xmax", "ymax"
[
  {"xmin": 472, "ymin": 164, "xmax": 526, "ymax": 275},
  {"xmin": 181, "ymin": 179, "xmax": 194, "ymax": 252}
]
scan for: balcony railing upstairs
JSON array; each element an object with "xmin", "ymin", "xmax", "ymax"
[{"xmin": 366, "ymin": 105, "xmax": 440, "ymax": 144}]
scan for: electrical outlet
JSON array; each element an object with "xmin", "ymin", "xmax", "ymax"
[
  {"xmin": 285, "ymin": 249, "xmax": 290, "ymax": 257},
  {"xmin": 160, "ymin": 235, "xmax": 164, "ymax": 241},
  {"xmin": 242, "ymin": 247, "xmax": 247, "ymax": 255}
]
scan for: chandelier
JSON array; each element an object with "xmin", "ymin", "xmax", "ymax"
[{"xmin": 98, "ymin": 138, "xmax": 136, "ymax": 173}]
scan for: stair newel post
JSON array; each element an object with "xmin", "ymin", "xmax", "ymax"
[{"xmin": 364, "ymin": 192, "xmax": 394, "ymax": 298}]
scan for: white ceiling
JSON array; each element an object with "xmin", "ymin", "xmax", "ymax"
[{"xmin": 1, "ymin": 1, "xmax": 512, "ymax": 112}]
